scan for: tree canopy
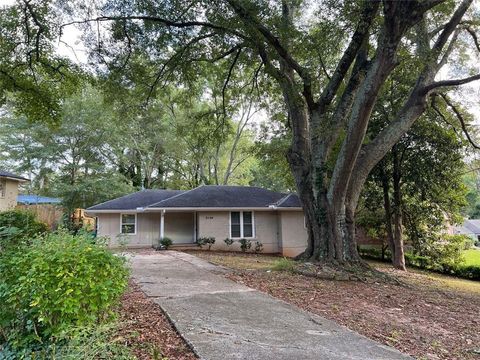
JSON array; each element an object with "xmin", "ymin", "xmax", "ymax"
[{"xmin": 1, "ymin": 0, "xmax": 480, "ymax": 267}]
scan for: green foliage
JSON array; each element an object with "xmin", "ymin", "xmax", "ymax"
[
  {"xmin": 271, "ymin": 258, "xmax": 296, "ymax": 272},
  {"xmin": 254, "ymin": 241, "xmax": 264, "ymax": 253},
  {"xmin": 159, "ymin": 237, "xmax": 173, "ymax": 249},
  {"xmin": 239, "ymin": 238, "xmax": 252, "ymax": 253},
  {"xmin": 0, "ymin": 1, "xmax": 80, "ymax": 123},
  {"xmin": 462, "ymin": 171, "xmax": 480, "ymax": 218},
  {"xmin": 197, "ymin": 236, "xmax": 216, "ymax": 250},
  {"xmin": 427, "ymin": 235, "xmax": 469, "ymax": 272},
  {"xmin": 0, "ymin": 87, "xmax": 136, "ymax": 213},
  {"xmin": 361, "ymin": 100, "xmax": 469, "ymax": 265},
  {"xmin": 1, "ymin": 323, "xmax": 134, "ymax": 360},
  {"xmin": 250, "ymin": 123, "xmax": 296, "ymax": 192},
  {"xmin": 224, "ymin": 238, "xmax": 234, "ymax": 246},
  {"xmin": 359, "ymin": 236, "xmax": 480, "ymax": 280},
  {"xmin": 0, "ymin": 231, "xmax": 129, "ymax": 348},
  {"xmin": 0, "ymin": 210, "xmax": 48, "ymax": 251}
]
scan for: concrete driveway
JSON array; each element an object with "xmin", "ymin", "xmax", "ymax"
[{"xmin": 129, "ymin": 251, "xmax": 412, "ymax": 360}]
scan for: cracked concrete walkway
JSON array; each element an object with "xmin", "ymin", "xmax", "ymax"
[{"xmin": 129, "ymin": 251, "xmax": 412, "ymax": 360}]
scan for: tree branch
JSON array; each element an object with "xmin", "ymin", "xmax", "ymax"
[
  {"xmin": 423, "ymin": 73, "xmax": 480, "ymax": 92},
  {"xmin": 225, "ymin": 0, "xmax": 312, "ymax": 102},
  {"xmin": 316, "ymin": 0, "xmax": 380, "ymax": 112},
  {"xmin": 438, "ymin": 93, "xmax": 480, "ymax": 149},
  {"xmin": 62, "ymin": 15, "xmax": 240, "ymax": 36},
  {"xmin": 465, "ymin": 26, "xmax": 480, "ymax": 52},
  {"xmin": 430, "ymin": 95, "xmax": 460, "ymax": 136},
  {"xmin": 222, "ymin": 47, "xmax": 242, "ymax": 118}
]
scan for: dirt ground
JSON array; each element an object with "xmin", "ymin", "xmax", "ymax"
[
  {"xmin": 188, "ymin": 250, "xmax": 480, "ymax": 360},
  {"xmin": 117, "ymin": 281, "xmax": 197, "ymax": 360}
]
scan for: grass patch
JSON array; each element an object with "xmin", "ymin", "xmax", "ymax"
[
  {"xmin": 185, "ymin": 250, "xmax": 280, "ymax": 270},
  {"xmin": 271, "ymin": 257, "xmax": 297, "ymax": 272},
  {"xmin": 463, "ymin": 249, "xmax": 480, "ymax": 266},
  {"xmin": 370, "ymin": 260, "xmax": 480, "ymax": 295}
]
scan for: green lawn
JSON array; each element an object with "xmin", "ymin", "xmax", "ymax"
[{"xmin": 464, "ymin": 248, "xmax": 480, "ymax": 266}]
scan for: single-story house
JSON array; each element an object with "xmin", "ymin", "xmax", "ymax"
[
  {"xmin": 86, "ymin": 185, "xmax": 308, "ymax": 257},
  {"xmin": 0, "ymin": 170, "xmax": 29, "ymax": 212},
  {"xmin": 452, "ymin": 219, "xmax": 480, "ymax": 242}
]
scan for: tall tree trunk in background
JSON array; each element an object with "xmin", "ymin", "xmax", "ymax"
[
  {"xmin": 380, "ymin": 163, "xmax": 396, "ymax": 262},
  {"xmin": 392, "ymin": 147, "xmax": 406, "ymax": 270}
]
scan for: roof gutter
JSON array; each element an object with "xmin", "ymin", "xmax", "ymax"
[
  {"xmin": 144, "ymin": 206, "xmax": 303, "ymax": 211},
  {"xmin": 1, "ymin": 176, "xmax": 29, "ymax": 182}
]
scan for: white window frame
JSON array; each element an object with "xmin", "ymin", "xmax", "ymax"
[
  {"xmin": 229, "ymin": 211, "xmax": 255, "ymax": 239},
  {"xmin": 120, "ymin": 213, "xmax": 137, "ymax": 235},
  {"xmin": 0, "ymin": 179, "xmax": 5, "ymax": 198}
]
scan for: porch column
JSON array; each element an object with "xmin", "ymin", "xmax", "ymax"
[{"xmin": 160, "ymin": 210, "xmax": 165, "ymax": 239}]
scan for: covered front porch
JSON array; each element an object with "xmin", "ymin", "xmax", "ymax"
[{"xmin": 159, "ymin": 210, "xmax": 197, "ymax": 245}]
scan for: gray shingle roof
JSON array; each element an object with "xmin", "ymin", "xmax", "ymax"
[
  {"xmin": 148, "ymin": 185, "xmax": 300, "ymax": 208},
  {"xmin": 274, "ymin": 193, "xmax": 302, "ymax": 208},
  {"xmin": 87, "ymin": 189, "xmax": 184, "ymax": 211},
  {"xmin": 463, "ymin": 220, "xmax": 480, "ymax": 234},
  {"xmin": 0, "ymin": 170, "xmax": 29, "ymax": 181},
  {"xmin": 87, "ymin": 186, "xmax": 303, "ymax": 211}
]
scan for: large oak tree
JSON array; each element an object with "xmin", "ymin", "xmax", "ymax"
[{"xmin": 65, "ymin": 0, "xmax": 479, "ymax": 264}]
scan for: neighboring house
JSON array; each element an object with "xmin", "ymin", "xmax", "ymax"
[
  {"xmin": 86, "ymin": 185, "xmax": 308, "ymax": 257},
  {"xmin": 0, "ymin": 170, "xmax": 29, "ymax": 212},
  {"xmin": 452, "ymin": 219, "xmax": 480, "ymax": 242}
]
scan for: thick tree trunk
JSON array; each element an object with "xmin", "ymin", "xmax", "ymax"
[{"xmin": 392, "ymin": 148, "xmax": 406, "ymax": 270}]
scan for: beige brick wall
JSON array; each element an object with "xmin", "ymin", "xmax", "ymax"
[
  {"xmin": 0, "ymin": 179, "xmax": 19, "ymax": 212},
  {"xmin": 97, "ymin": 212, "xmax": 161, "ymax": 248},
  {"xmin": 197, "ymin": 211, "xmax": 231, "ymax": 249},
  {"xmin": 279, "ymin": 211, "xmax": 308, "ymax": 257},
  {"xmin": 196, "ymin": 210, "xmax": 280, "ymax": 253}
]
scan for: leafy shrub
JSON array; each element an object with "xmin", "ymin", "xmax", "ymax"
[
  {"xmin": 271, "ymin": 257, "xmax": 296, "ymax": 272},
  {"xmin": 197, "ymin": 236, "xmax": 215, "ymax": 250},
  {"xmin": 224, "ymin": 238, "xmax": 234, "ymax": 246},
  {"xmin": 116, "ymin": 233, "xmax": 131, "ymax": 249},
  {"xmin": 0, "ymin": 231, "xmax": 129, "ymax": 348},
  {"xmin": 1, "ymin": 323, "xmax": 134, "ymax": 360},
  {"xmin": 359, "ymin": 242, "xmax": 480, "ymax": 280},
  {"xmin": 254, "ymin": 241, "xmax": 263, "ymax": 253},
  {"xmin": 404, "ymin": 253, "xmax": 430, "ymax": 268},
  {"xmin": 159, "ymin": 237, "xmax": 173, "ymax": 249},
  {"xmin": 239, "ymin": 238, "xmax": 251, "ymax": 252},
  {"xmin": 452, "ymin": 265, "xmax": 480, "ymax": 280},
  {"xmin": 0, "ymin": 209, "xmax": 48, "ymax": 251},
  {"xmin": 426, "ymin": 235, "xmax": 469, "ymax": 272}
]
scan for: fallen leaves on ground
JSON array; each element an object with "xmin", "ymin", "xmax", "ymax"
[
  {"xmin": 225, "ymin": 270, "xmax": 479, "ymax": 360},
  {"xmin": 116, "ymin": 281, "xmax": 197, "ymax": 360}
]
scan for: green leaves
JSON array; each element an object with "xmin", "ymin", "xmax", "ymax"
[
  {"xmin": 0, "ymin": 1, "xmax": 81, "ymax": 123},
  {"xmin": 0, "ymin": 210, "xmax": 48, "ymax": 252},
  {"xmin": 0, "ymin": 231, "xmax": 129, "ymax": 349}
]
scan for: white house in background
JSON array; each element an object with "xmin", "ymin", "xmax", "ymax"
[
  {"xmin": 0, "ymin": 170, "xmax": 29, "ymax": 212},
  {"xmin": 452, "ymin": 219, "xmax": 480, "ymax": 243},
  {"xmin": 86, "ymin": 185, "xmax": 308, "ymax": 257}
]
